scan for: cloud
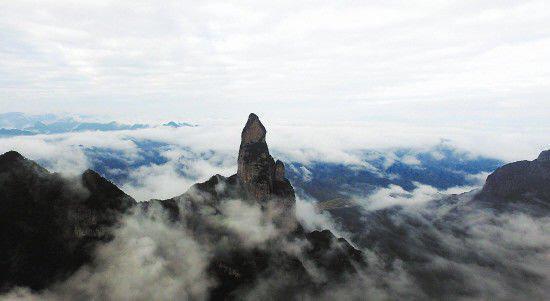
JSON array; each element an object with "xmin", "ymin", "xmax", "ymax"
[
  {"xmin": 2, "ymin": 207, "xmax": 213, "ymax": 301},
  {"xmin": 1, "ymin": 165, "xmax": 549, "ymax": 300},
  {"xmin": 295, "ymin": 197, "xmax": 339, "ymax": 233},
  {"xmin": 354, "ymin": 182, "xmax": 479, "ymax": 210},
  {"xmin": 0, "ymin": 118, "xmax": 516, "ymax": 203},
  {"xmin": 217, "ymin": 199, "xmax": 279, "ymax": 247},
  {"xmin": 0, "ymin": 1, "xmax": 549, "ymax": 132},
  {"xmin": 0, "ymin": 192, "xmax": 356, "ymax": 300},
  {"xmin": 401, "ymin": 155, "xmax": 421, "ymax": 166},
  {"xmin": 120, "ymin": 161, "xmax": 195, "ymax": 202},
  {"xmin": 323, "ymin": 193, "xmax": 550, "ymax": 299}
]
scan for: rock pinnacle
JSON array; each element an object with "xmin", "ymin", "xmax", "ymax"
[{"xmin": 236, "ymin": 113, "xmax": 295, "ymax": 207}]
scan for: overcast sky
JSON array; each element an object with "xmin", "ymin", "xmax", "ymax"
[{"xmin": 1, "ymin": 1, "xmax": 549, "ymax": 128}]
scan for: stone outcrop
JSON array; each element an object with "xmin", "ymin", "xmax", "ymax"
[
  {"xmin": 480, "ymin": 149, "xmax": 550, "ymax": 201},
  {"xmin": 0, "ymin": 114, "xmax": 365, "ymax": 299},
  {"xmin": 537, "ymin": 150, "xmax": 550, "ymax": 162},
  {"xmin": 0, "ymin": 151, "xmax": 135, "ymax": 291},
  {"xmin": 174, "ymin": 113, "xmax": 296, "ymax": 214},
  {"xmin": 237, "ymin": 113, "xmax": 295, "ymax": 207},
  {"xmin": 143, "ymin": 113, "xmax": 365, "ymax": 300}
]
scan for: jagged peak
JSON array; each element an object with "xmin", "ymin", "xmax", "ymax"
[
  {"xmin": 241, "ymin": 113, "xmax": 266, "ymax": 145},
  {"xmin": 274, "ymin": 160, "xmax": 285, "ymax": 181},
  {"xmin": 82, "ymin": 168, "xmax": 116, "ymax": 189},
  {"xmin": 0, "ymin": 150, "xmax": 50, "ymax": 175},
  {"xmin": 83, "ymin": 168, "xmax": 99, "ymax": 176},
  {"xmin": 0, "ymin": 150, "xmax": 24, "ymax": 161},
  {"xmin": 234, "ymin": 113, "xmax": 295, "ymax": 205},
  {"xmin": 537, "ymin": 150, "xmax": 550, "ymax": 162},
  {"xmin": 237, "ymin": 114, "xmax": 272, "ymax": 185}
]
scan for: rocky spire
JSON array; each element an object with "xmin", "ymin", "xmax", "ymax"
[
  {"xmin": 237, "ymin": 114, "xmax": 295, "ymax": 207},
  {"xmin": 274, "ymin": 160, "xmax": 285, "ymax": 182},
  {"xmin": 237, "ymin": 113, "xmax": 272, "ymax": 184}
]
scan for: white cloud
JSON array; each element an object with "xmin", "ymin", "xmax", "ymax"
[
  {"xmin": 0, "ymin": 110, "xmax": 546, "ymax": 204},
  {"xmin": 401, "ymin": 155, "xmax": 421, "ymax": 166},
  {"xmin": 357, "ymin": 181, "xmax": 482, "ymax": 210},
  {"xmin": 218, "ymin": 199, "xmax": 278, "ymax": 247},
  {"xmin": 0, "ymin": 1, "xmax": 548, "ymax": 132}
]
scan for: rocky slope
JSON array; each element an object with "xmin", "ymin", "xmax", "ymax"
[
  {"xmin": 0, "ymin": 113, "xmax": 365, "ymax": 299},
  {"xmin": 144, "ymin": 114, "xmax": 365, "ymax": 299},
  {"xmin": 313, "ymin": 151, "xmax": 550, "ymax": 299},
  {"xmin": 0, "ymin": 151, "xmax": 135, "ymax": 291},
  {"xmin": 479, "ymin": 150, "xmax": 550, "ymax": 203}
]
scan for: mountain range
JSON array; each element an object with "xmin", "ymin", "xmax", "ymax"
[
  {"xmin": 0, "ymin": 112, "xmax": 194, "ymax": 137},
  {"xmin": 0, "ymin": 114, "xmax": 365, "ymax": 300},
  {"xmin": 0, "ymin": 114, "xmax": 548, "ymax": 300}
]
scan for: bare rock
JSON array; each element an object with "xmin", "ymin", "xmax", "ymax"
[
  {"xmin": 480, "ymin": 150, "xmax": 550, "ymax": 201},
  {"xmin": 236, "ymin": 113, "xmax": 295, "ymax": 208},
  {"xmin": 537, "ymin": 150, "xmax": 550, "ymax": 162}
]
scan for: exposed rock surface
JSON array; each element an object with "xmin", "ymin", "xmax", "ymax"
[
  {"xmin": 237, "ymin": 113, "xmax": 295, "ymax": 207},
  {"xmin": 0, "ymin": 151, "xmax": 135, "ymax": 291},
  {"xmin": 0, "ymin": 114, "xmax": 364, "ymax": 299},
  {"xmin": 145, "ymin": 113, "xmax": 365, "ymax": 299},
  {"xmin": 538, "ymin": 150, "xmax": 550, "ymax": 162},
  {"xmin": 153, "ymin": 113, "xmax": 297, "ymax": 218},
  {"xmin": 480, "ymin": 150, "xmax": 550, "ymax": 202}
]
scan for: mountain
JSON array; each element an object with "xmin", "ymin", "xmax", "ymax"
[
  {"xmin": 287, "ymin": 146, "xmax": 502, "ymax": 201},
  {"xmin": 315, "ymin": 151, "xmax": 550, "ymax": 299},
  {"xmin": 0, "ymin": 112, "xmax": 195, "ymax": 137},
  {"xmin": 142, "ymin": 114, "xmax": 365, "ymax": 299},
  {"xmin": 0, "ymin": 151, "xmax": 135, "ymax": 291},
  {"xmin": 76, "ymin": 138, "xmax": 501, "ymax": 202},
  {"xmin": 0, "ymin": 128, "xmax": 35, "ymax": 137},
  {"xmin": 163, "ymin": 121, "xmax": 196, "ymax": 128},
  {"xmin": 0, "ymin": 114, "xmax": 365, "ymax": 299},
  {"xmin": 1, "ymin": 114, "xmax": 547, "ymax": 300},
  {"xmin": 479, "ymin": 150, "xmax": 550, "ymax": 203}
]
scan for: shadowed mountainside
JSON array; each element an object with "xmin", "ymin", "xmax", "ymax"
[
  {"xmin": 0, "ymin": 151, "xmax": 135, "ymax": 291},
  {"xmin": 479, "ymin": 150, "xmax": 550, "ymax": 203},
  {"xmin": 143, "ymin": 114, "xmax": 366, "ymax": 299},
  {"xmin": 0, "ymin": 113, "xmax": 365, "ymax": 299},
  {"xmin": 316, "ymin": 150, "xmax": 550, "ymax": 299}
]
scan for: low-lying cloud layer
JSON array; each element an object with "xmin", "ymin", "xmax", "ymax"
[
  {"xmin": 3, "ymin": 184, "xmax": 548, "ymax": 300},
  {"xmin": 0, "ymin": 118, "xmax": 536, "ymax": 202}
]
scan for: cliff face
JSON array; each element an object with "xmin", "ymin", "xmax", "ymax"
[
  {"xmin": 146, "ymin": 114, "xmax": 365, "ymax": 299},
  {"xmin": 237, "ymin": 113, "xmax": 295, "ymax": 208},
  {"xmin": 0, "ymin": 151, "xmax": 135, "ymax": 291},
  {"xmin": 0, "ymin": 114, "xmax": 365, "ymax": 299},
  {"xmin": 173, "ymin": 113, "xmax": 296, "ymax": 216},
  {"xmin": 480, "ymin": 150, "xmax": 550, "ymax": 202}
]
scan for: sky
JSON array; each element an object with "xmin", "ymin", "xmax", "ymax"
[
  {"xmin": 1, "ymin": 3, "xmax": 550, "ymax": 298},
  {"xmin": 0, "ymin": 1, "xmax": 549, "ymax": 157}
]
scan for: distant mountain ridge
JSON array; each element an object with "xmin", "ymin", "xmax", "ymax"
[
  {"xmin": 1, "ymin": 113, "xmax": 547, "ymax": 300},
  {"xmin": 0, "ymin": 112, "xmax": 195, "ymax": 137},
  {"xmin": 314, "ymin": 149, "xmax": 550, "ymax": 299}
]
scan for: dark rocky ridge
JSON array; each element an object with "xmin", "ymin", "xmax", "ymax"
[
  {"xmin": 0, "ymin": 114, "xmax": 364, "ymax": 299},
  {"xmin": 314, "ymin": 151, "xmax": 550, "ymax": 299},
  {"xmin": 150, "ymin": 113, "xmax": 297, "ymax": 222},
  {"xmin": 0, "ymin": 151, "xmax": 135, "ymax": 291},
  {"xmin": 144, "ymin": 113, "xmax": 365, "ymax": 299},
  {"xmin": 237, "ymin": 113, "xmax": 295, "ymax": 208},
  {"xmin": 479, "ymin": 150, "xmax": 550, "ymax": 203}
]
